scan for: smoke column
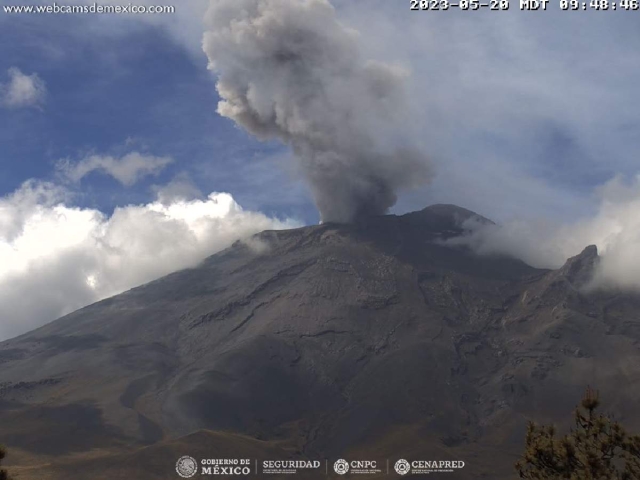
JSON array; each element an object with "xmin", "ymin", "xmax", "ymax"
[{"xmin": 203, "ymin": 0, "xmax": 431, "ymax": 223}]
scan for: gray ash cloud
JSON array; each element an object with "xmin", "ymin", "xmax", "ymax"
[{"xmin": 203, "ymin": 0, "xmax": 431, "ymax": 222}]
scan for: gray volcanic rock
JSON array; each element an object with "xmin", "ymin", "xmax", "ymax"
[
  {"xmin": 1, "ymin": 205, "xmax": 639, "ymax": 480},
  {"xmin": 559, "ymin": 244, "xmax": 599, "ymax": 289}
]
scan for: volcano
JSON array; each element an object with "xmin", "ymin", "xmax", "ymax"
[{"xmin": 1, "ymin": 205, "xmax": 639, "ymax": 479}]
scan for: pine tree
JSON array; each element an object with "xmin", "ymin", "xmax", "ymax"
[
  {"xmin": 0, "ymin": 445, "xmax": 10, "ymax": 480},
  {"xmin": 515, "ymin": 387, "xmax": 640, "ymax": 479}
]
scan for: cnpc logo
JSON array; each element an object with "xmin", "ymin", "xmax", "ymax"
[{"xmin": 334, "ymin": 459, "xmax": 378, "ymax": 475}]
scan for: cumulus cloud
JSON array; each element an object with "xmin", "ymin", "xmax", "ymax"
[
  {"xmin": 0, "ymin": 67, "xmax": 47, "ymax": 109},
  {"xmin": 151, "ymin": 173, "xmax": 204, "ymax": 205},
  {"xmin": 447, "ymin": 174, "xmax": 640, "ymax": 290},
  {"xmin": 0, "ymin": 181, "xmax": 298, "ymax": 340},
  {"xmin": 56, "ymin": 151, "xmax": 173, "ymax": 186},
  {"xmin": 203, "ymin": 0, "xmax": 431, "ymax": 223}
]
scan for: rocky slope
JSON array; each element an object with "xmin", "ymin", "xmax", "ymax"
[{"xmin": 1, "ymin": 204, "xmax": 639, "ymax": 479}]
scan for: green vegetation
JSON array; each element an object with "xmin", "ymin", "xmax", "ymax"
[{"xmin": 516, "ymin": 387, "xmax": 640, "ymax": 479}]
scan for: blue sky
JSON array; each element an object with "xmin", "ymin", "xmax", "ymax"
[
  {"xmin": 0, "ymin": 10, "xmax": 315, "ymax": 220},
  {"xmin": 2, "ymin": 3, "xmax": 640, "ymax": 223},
  {"xmin": 2, "ymin": 0, "xmax": 640, "ymax": 340}
]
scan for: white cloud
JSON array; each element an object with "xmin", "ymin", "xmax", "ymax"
[
  {"xmin": 56, "ymin": 152, "xmax": 173, "ymax": 186},
  {"xmin": 3, "ymin": 0, "xmax": 640, "ymax": 336},
  {"xmin": 2, "ymin": 1, "xmax": 637, "ymax": 224},
  {"xmin": 0, "ymin": 67, "xmax": 47, "ymax": 109},
  {"xmin": 0, "ymin": 181, "xmax": 299, "ymax": 340},
  {"xmin": 447, "ymin": 174, "xmax": 640, "ymax": 290},
  {"xmin": 151, "ymin": 173, "xmax": 203, "ymax": 205},
  {"xmin": 331, "ymin": 4, "xmax": 640, "ymax": 223}
]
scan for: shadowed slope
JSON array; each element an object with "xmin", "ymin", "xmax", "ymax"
[{"xmin": 1, "ymin": 205, "xmax": 639, "ymax": 479}]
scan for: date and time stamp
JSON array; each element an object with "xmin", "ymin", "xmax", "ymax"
[{"xmin": 410, "ymin": 0, "xmax": 640, "ymax": 10}]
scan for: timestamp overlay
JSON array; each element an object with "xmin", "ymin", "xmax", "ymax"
[{"xmin": 410, "ymin": 0, "xmax": 639, "ymax": 10}]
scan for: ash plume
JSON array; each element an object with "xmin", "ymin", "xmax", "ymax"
[{"xmin": 203, "ymin": 0, "xmax": 432, "ymax": 223}]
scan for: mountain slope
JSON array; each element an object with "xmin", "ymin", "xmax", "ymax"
[{"xmin": 1, "ymin": 205, "xmax": 639, "ymax": 479}]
